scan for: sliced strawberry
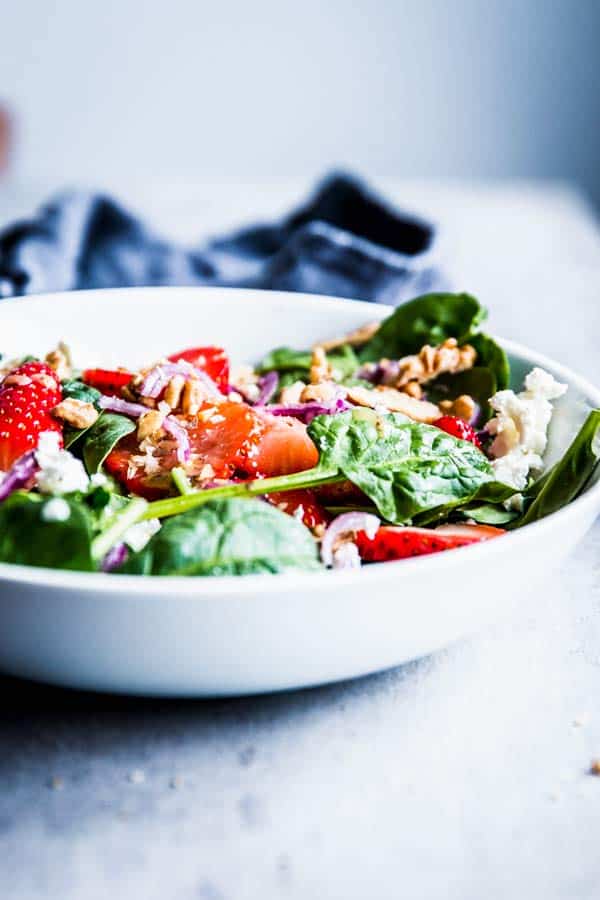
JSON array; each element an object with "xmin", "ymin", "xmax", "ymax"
[
  {"xmin": 82, "ymin": 368, "xmax": 134, "ymax": 395},
  {"xmin": 433, "ymin": 415, "xmax": 481, "ymax": 448},
  {"xmin": 265, "ymin": 489, "xmax": 329, "ymax": 532},
  {"xmin": 105, "ymin": 401, "xmax": 318, "ymax": 497},
  {"xmin": 168, "ymin": 346, "xmax": 229, "ymax": 391},
  {"xmin": 356, "ymin": 523, "xmax": 504, "ymax": 562},
  {"xmin": 0, "ymin": 361, "xmax": 62, "ymax": 470}
]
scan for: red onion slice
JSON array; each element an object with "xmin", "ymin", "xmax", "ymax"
[
  {"xmin": 267, "ymin": 396, "xmax": 350, "ymax": 425},
  {"xmin": 139, "ymin": 362, "xmax": 221, "ymax": 400},
  {"xmin": 0, "ymin": 450, "xmax": 39, "ymax": 502},
  {"xmin": 321, "ymin": 511, "xmax": 380, "ymax": 567},
  {"xmin": 163, "ymin": 416, "xmax": 191, "ymax": 463},
  {"xmin": 101, "ymin": 542, "xmax": 129, "ymax": 572},
  {"xmin": 98, "ymin": 396, "xmax": 148, "ymax": 417}
]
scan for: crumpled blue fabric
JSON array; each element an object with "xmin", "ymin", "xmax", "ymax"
[{"xmin": 0, "ymin": 173, "xmax": 446, "ymax": 304}]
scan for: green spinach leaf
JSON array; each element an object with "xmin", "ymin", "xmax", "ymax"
[
  {"xmin": 515, "ymin": 409, "xmax": 600, "ymax": 527},
  {"xmin": 469, "ymin": 333, "xmax": 510, "ymax": 391},
  {"xmin": 82, "ymin": 413, "xmax": 135, "ymax": 474},
  {"xmin": 0, "ymin": 492, "xmax": 95, "ymax": 571},
  {"xmin": 358, "ymin": 292, "xmax": 486, "ymax": 362},
  {"xmin": 119, "ymin": 498, "xmax": 322, "ymax": 576},
  {"xmin": 257, "ymin": 345, "xmax": 358, "ymax": 382}
]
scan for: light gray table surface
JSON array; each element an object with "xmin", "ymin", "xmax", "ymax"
[{"xmin": 1, "ymin": 179, "xmax": 600, "ymax": 900}]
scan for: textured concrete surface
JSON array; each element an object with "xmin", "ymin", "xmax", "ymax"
[{"xmin": 1, "ymin": 179, "xmax": 600, "ymax": 900}]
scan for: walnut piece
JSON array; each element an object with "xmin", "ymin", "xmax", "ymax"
[
  {"xmin": 137, "ymin": 408, "xmax": 168, "ymax": 441},
  {"xmin": 45, "ymin": 342, "xmax": 72, "ymax": 380},
  {"xmin": 309, "ymin": 347, "xmax": 332, "ymax": 385},
  {"xmin": 279, "ymin": 380, "xmax": 305, "ymax": 405},
  {"xmin": 164, "ymin": 374, "xmax": 185, "ymax": 410},
  {"xmin": 300, "ymin": 382, "xmax": 342, "ymax": 403},
  {"xmin": 181, "ymin": 378, "xmax": 204, "ymax": 415},
  {"xmin": 52, "ymin": 398, "xmax": 99, "ymax": 429},
  {"xmin": 394, "ymin": 338, "xmax": 476, "ymax": 389},
  {"xmin": 439, "ymin": 394, "xmax": 476, "ymax": 422},
  {"xmin": 317, "ymin": 321, "xmax": 380, "ymax": 352},
  {"xmin": 345, "ymin": 385, "xmax": 440, "ymax": 423}
]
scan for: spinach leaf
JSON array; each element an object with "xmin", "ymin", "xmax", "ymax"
[
  {"xmin": 469, "ymin": 333, "xmax": 510, "ymax": 391},
  {"xmin": 60, "ymin": 379, "xmax": 103, "ymax": 448},
  {"xmin": 0, "ymin": 492, "xmax": 95, "ymax": 571},
  {"xmin": 119, "ymin": 498, "xmax": 322, "ymax": 576},
  {"xmin": 413, "ymin": 479, "xmax": 517, "ymax": 526},
  {"xmin": 428, "ymin": 366, "xmax": 497, "ymax": 424},
  {"xmin": 358, "ymin": 292, "xmax": 486, "ymax": 363},
  {"xmin": 307, "ymin": 411, "xmax": 495, "ymax": 522},
  {"xmin": 82, "ymin": 413, "xmax": 135, "ymax": 474},
  {"xmin": 515, "ymin": 409, "xmax": 600, "ymax": 527},
  {"xmin": 459, "ymin": 503, "xmax": 519, "ymax": 526},
  {"xmin": 257, "ymin": 345, "xmax": 358, "ymax": 382}
]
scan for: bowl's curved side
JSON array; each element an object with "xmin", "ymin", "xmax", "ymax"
[{"xmin": 0, "ymin": 487, "xmax": 597, "ymax": 696}]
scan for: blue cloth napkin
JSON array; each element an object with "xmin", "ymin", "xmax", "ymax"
[{"xmin": 0, "ymin": 173, "xmax": 445, "ymax": 304}]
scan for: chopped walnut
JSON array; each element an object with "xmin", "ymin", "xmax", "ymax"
[
  {"xmin": 181, "ymin": 378, "xmax": 204, "ymax": 415},
  {"xmin": 45, "ymin": 342, "xmax": 72, "ymax": 380},
  {"xmin": 164, "ymin": 375, "xmax": 185, "ymax": 410},
  {"xmin": 394, "ymin": 338, "xmax": 477, "ymax": 389},
  {"xmin": 346, "ymin": 385, "xmax": 440, "ymax": 423},
  {"xmin": 439, "ymin": 394, "xmax": 476, "ymax": 422},
  {"xmin": 137, "ymin": 407, "xmax": 168, "ymax": 441},
  {"xmin": 300, "ymin": 382, "xmax": 343, "ymax": 403},
  {"xmin": 317, "ymin": 321, "xmax": 380, "ymax": 352},
  {"xmin": 309, "ymin": 347, "xmax": 332, "ymax": 385},
  {"xmin": 279, "ymin": 380, "xmax": 305, "ymax": 405},
  {"xmin": 52, "ymin": 397, "xmax": 99, "ymax": 429},
  {"xmin": 402, "ymin": 381, "xmax": 423, "ymax": 399}
]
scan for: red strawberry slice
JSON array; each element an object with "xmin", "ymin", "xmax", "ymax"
[
  {"xmin": 265, "ymin": 489, "xmax": 329, "ymax": 532},
  {"xmin": 356, "ymin": 523, "xmax": 504, "ymax": 562},
  {"xmin": 433, "ymin": 415, "xmax": 481, "ymax": 448},
  {"xmin": 168, "ymin": 346, "xmax": 229, "ymax": 391},
  {"xmin": 0, "ymin": 361, "xmax": 62, "ymax": 470},
  {"xmin": 82, "ymin": 368, "xmax": 134, "ymax": 395}
]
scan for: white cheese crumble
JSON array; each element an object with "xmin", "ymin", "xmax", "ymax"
[
  {"xmin": 122, "ymin": 518, "xmax": 161, "ymax": 552},
  {"xmin": 486, "ymin": 367, "xmax": 567, "ymax": 490},
  {"xmin": 41, "ymin": 497, "xmax": 71, "ymax": 522},
  {"xmin": 90, "ymin": 472, "xmax": 108, "ymax": 487},
  {"xmin": 35, "ymin": 432, "xmax": 90, "ymax": 495}
]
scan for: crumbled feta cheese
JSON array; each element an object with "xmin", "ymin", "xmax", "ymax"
[
  {"xmin": 332, "ymin": 542, "xmax": 362, "ymax": 569},
  {"xmin": 122, "ymin": 517, "xmax": 161, "ymax": 552},
  {"xmin": 35, "ymin": 432, "xmax": 89, "ymax": 495},
  {"xmin": 486, "ymin": 367, "xmax": 567, "ymax": 489},
  {"xmin": 41, "ymin": 497, "xmax": 71, "ymax": 522},
  {"xmin": 90, "ymin": 472, "xmax": 108, "ymax": 487}
]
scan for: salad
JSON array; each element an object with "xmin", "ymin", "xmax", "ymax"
[{"xmin": 0, "ymin": 292, "xmax": 598, "ymax": 577}]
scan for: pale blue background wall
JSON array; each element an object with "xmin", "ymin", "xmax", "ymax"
[{"xmin": 1, "ymin": 0, "xmax": 599, "ymax": 203}]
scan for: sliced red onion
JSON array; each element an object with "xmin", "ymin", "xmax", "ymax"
[
  {"xmin": 98, "ymin": 395, "xmax": 148, "ymax": 417},
  {"xmin": 267, "ymin": 396, "xmax": 350, "ymax": 425},
  {"xmin": 163, "ymin": 416, "xmax": 191, "ymax": 463},
  {"xmin": 321, "ymin": 511, "xmax": 380, "ymax": 567},
  {"xmin": 138, "ymin": 366, "xmax": 170, "ymax": 399},
  {"xmin": 0, "ymin": 450, "xmax": 39, "ymax": 502},
  {"xmin": 139, "ymin": 362, "xmax": 221, "ymax": 399},
  {"xmin": 256, "ymin": 371, "xmax": 279, "ymax": 405},
  {"xmin": 101, "ymin": 542, "xmax": 129, "ymax": 572},
  {"xmin": 332, "ymin": 542, "xmax": 362, "ymax": 569}
]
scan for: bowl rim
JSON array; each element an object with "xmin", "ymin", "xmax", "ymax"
[{"xmin": 0, "ymin": 285, "xmax": 599, "ymax": 595}]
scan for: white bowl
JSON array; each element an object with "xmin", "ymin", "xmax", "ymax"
[{"xmin": 0, "ymin": 287, "xmax": 599, "ymax": 696}]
